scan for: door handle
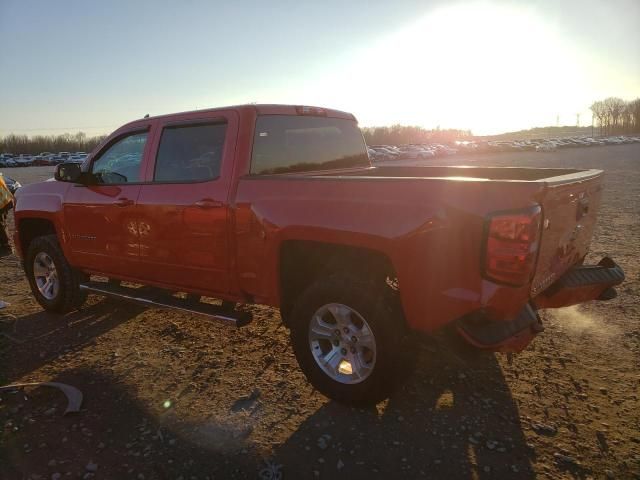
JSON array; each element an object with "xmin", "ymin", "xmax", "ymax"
[
  {"xmin": 113, "ymin": 198, "xmax": 133, "ymax": 207},
  {"xmin": 194, "ymin": 199, "xmax": 223, "ymax": 209}
]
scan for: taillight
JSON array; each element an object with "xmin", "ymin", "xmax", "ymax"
[{"xmin": 483, "ymin": 206, "xmax": 542, "ymax": 286}]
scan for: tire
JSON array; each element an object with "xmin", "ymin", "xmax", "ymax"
[
  {"xmin": 289, "ymin": 274, "xmax": 415, "ymax": 405},
  {"xmin": 25, "ymin": 234, "xmax": 87, "ymax": 313}
]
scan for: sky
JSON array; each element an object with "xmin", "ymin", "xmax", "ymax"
[{"xmin": 1, "ymin": 0, "xmax": 639, "ymax": 136}]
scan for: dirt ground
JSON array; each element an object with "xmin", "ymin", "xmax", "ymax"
[{"xmin": 1, "ymin": 145, "xmax": 639, "ymax": 480}]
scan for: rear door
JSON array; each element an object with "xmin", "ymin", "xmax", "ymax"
[
  {"xmin": 64, "ymin": 128, "xmax": 151, "ymax": 274},
  {"xmin": 134, "ymin": 110, "xmax": 238, "ymax": 294},
  {"xmin": 530, "ymin": 172, "xmax": 603, "ymax": 297}
]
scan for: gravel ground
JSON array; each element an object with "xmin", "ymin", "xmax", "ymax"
[{"xmin": 1, "ymin": 144, "xmax": 639, "ymax": 479}]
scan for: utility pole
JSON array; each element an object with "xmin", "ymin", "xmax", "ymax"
[
  {"xmin": 576, "ymin": 113, "xmax": 580, "ymax": 127},
  {"xmin": 556, "ymin": 114, "xmax": 560, "ymax": 127}
]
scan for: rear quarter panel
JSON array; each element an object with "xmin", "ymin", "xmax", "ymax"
[{"xmin": 234, "ymin": 176, "xmax": 544, "ymax": 332}]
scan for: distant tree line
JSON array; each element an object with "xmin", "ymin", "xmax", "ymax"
[
  {"xmin": 590, "ymin": 97, "xmax": 640, "ymax": 136},
  {"xmin": 361, "ymin": 125, "xmax": 471, "ymax": 145},
  {"xmin": 0, "ymin": 132, "xmax": 107, "ymax": 155}
]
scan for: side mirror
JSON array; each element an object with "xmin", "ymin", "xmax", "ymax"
[{"xmin": 54, "ymin": 163, "xmax": 83, "ymax": 183}]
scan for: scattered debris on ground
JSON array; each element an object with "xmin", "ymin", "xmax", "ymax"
[{"xmin": 1, "ymin": 147, "xmax": 639, "ymax": 478}]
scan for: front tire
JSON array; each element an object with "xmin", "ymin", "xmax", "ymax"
[
  {"xmin": 289, "ymin": 274, "xmax": 414, "ymax": 405},
  {"xmin": 25, "ymin": 235, "xmax": 87, "ymax": 313}
]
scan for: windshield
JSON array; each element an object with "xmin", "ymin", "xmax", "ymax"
[{"xmin": 250, "ymin": 115, "xmax": 369, "ymax": 175}]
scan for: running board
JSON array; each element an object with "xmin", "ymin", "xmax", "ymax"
[{"xmin": 79, "ymin": 281, "xmax": 252, "ymax": 327}]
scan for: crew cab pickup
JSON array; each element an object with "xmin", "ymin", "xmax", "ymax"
[{"xmin": 13, "ymin": 104, "xmax": 624, "ymax": 404}]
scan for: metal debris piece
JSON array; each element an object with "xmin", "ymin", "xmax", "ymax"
[{"xmin": 0, "ymin": 382, "xmax": 83, "ymax": 414}]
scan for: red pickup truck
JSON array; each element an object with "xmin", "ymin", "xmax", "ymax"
[{"xmin": 13, "ymin": 104, "xmax": 624, "ymax": 404}]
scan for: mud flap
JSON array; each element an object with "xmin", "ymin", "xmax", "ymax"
[{"xmin": 533, "ymin": 257, "xmax": 624, "ymax": 309}]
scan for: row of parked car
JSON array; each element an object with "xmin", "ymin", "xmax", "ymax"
[
  {"xmin": 529, "ymin": 135, "xmax": 640, "ymax": 152},
  {"xmin": 367, "ymin": 143, "xmax": 458, "ymax": 161},
  {"xmin": 368, "ymin": 135, "xmax": 640, "ymax": 162},
  {"xmin": 2, "ymin": 134, "xmax": 639, "ymax": 167},
  {"xmin": 0, "ymin": 151, "xmax": 88, "ymax": 168},
  {"xmin": 469, "ymin": 135, "xmax": 640, "ymax": 154}
]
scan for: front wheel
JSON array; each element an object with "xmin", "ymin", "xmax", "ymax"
[
  {"xmin": 25, "ymin": 235, "xmax": 87, "ymax": 313},
  {"xmin": 289, "ymin": 274, "xmax": 415, "ymax": 405}
]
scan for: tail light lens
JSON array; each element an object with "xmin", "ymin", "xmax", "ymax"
[{"xmin": 483, "ymin": 206, "xmax": 542, "ymax": 286}]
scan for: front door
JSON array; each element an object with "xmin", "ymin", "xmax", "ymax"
[
  {"xmin": 135, "ymin": 114, "xmax": 235, "ymax": 294},
  {"xmin": 64, "ymin": 130, "xmax": 149, "ymax": 275}
]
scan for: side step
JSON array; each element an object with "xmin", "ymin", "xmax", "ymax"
[{"xmin": 79, "ymin": 281, "xmax": 252, "ymax": 327}]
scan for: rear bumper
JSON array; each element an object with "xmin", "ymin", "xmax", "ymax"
[
  {"xmin": 456, "ymin": 304, "xmax": 542, "ymax": 353},
  {"xmin": 533, "ymin": 257, "xmax": 624, "ymax": 309},
  {"xmin": 455, "ymin": 257, "xmax": 624, "ymax": 352}
]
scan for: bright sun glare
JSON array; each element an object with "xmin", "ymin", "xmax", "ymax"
[{"xmin": 301, "ymin": 3, "xmax": 600, "ymax": 134}]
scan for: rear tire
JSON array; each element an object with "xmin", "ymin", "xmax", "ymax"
[
  {"xmin": 289, "ymin": 274, "xmax": 416, "ymax": 406},
  {"xmin": 25, "ymin": 235, "xmax": 87, "ymax": 313}
]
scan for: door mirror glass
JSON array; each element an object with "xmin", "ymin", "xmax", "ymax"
[{"xmin": 54, "ymin": 162, "xmax": 83, "ymax": 183}]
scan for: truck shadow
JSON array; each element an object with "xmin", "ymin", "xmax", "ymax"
[
  {"xmin": 272, "ymin": 342, "xmax": 536, "ymax": 479},
  {"xmin": 1, "ymin": 316, "xmax": 536, "ymax": 479},
  {"xmin": 0, "ymin": 298, "xmax": 144, "ymax": 382}
]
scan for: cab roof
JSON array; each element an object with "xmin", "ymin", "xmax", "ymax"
[{"xmin": 117, "ymin": 104, "xmax": 356, "ymax": 132}]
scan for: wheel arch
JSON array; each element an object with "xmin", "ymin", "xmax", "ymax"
[
  {"xmin": 17, "ymin": 217, "xmax": 59, "ymax": 256},
  {"xmin": 278, "ymin": 240, "xmax": 399, "ymax": 326}
]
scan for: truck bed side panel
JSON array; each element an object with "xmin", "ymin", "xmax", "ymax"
[{"xmin": 234, "ymin": 176, "xmax": 543, "ymax": 332}]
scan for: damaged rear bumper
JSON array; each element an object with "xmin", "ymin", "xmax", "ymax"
[
  {"xmin": 455, "ymin": 257, "xmax": 624, "ymax": 353},
  {"xmin": 456, "ymin": 304, "xmax": 543, "ymax": 353},
  {"xmin": 532, "ymin": 257, "xmax": 624, "ymax": 309}
]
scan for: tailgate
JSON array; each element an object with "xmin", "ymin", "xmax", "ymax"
[{"xmin": 530, "ymin": 170, "xmax": 603, "ymax": 297}]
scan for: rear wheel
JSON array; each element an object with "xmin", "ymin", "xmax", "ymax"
[
  {"xmin": 25, "ymin": 235, "xmax": 87, "ymax": 313},
  {"xmin": 289, "ymin": 274, "xmax": 415, "ymax": 405}
]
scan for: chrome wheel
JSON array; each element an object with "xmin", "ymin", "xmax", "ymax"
[
  {"xmin": 33, "ymin": 252, "xmax": 59, "ymax": 300},
  {"xmin": 308, "ymin": 303, "xmax": 376, "ymax": 384}
]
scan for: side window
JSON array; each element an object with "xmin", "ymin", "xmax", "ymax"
[
  {"xmin": 91, "ymin": 132, "xmax": 147, "ymax": 184},
  {"xmin": 154, "ymin": 122, "xmax": 227, "ymax": 182}
]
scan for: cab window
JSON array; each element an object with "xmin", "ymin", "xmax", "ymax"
[
  {"xmin": 154, "ymin": 122, "xmax": 227, "ymax": 182},
  {"xmin": 250, "ymin": 115, "xmax": 369, "ymax": 174},
  {"xmin": 91, "ymin": 132, "xmax": 147, "ymax": 184}
]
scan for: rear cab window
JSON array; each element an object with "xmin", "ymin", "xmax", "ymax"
[{"xmin": 250, "ymin": 115, "xmax": 369, "ymax": 175}]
